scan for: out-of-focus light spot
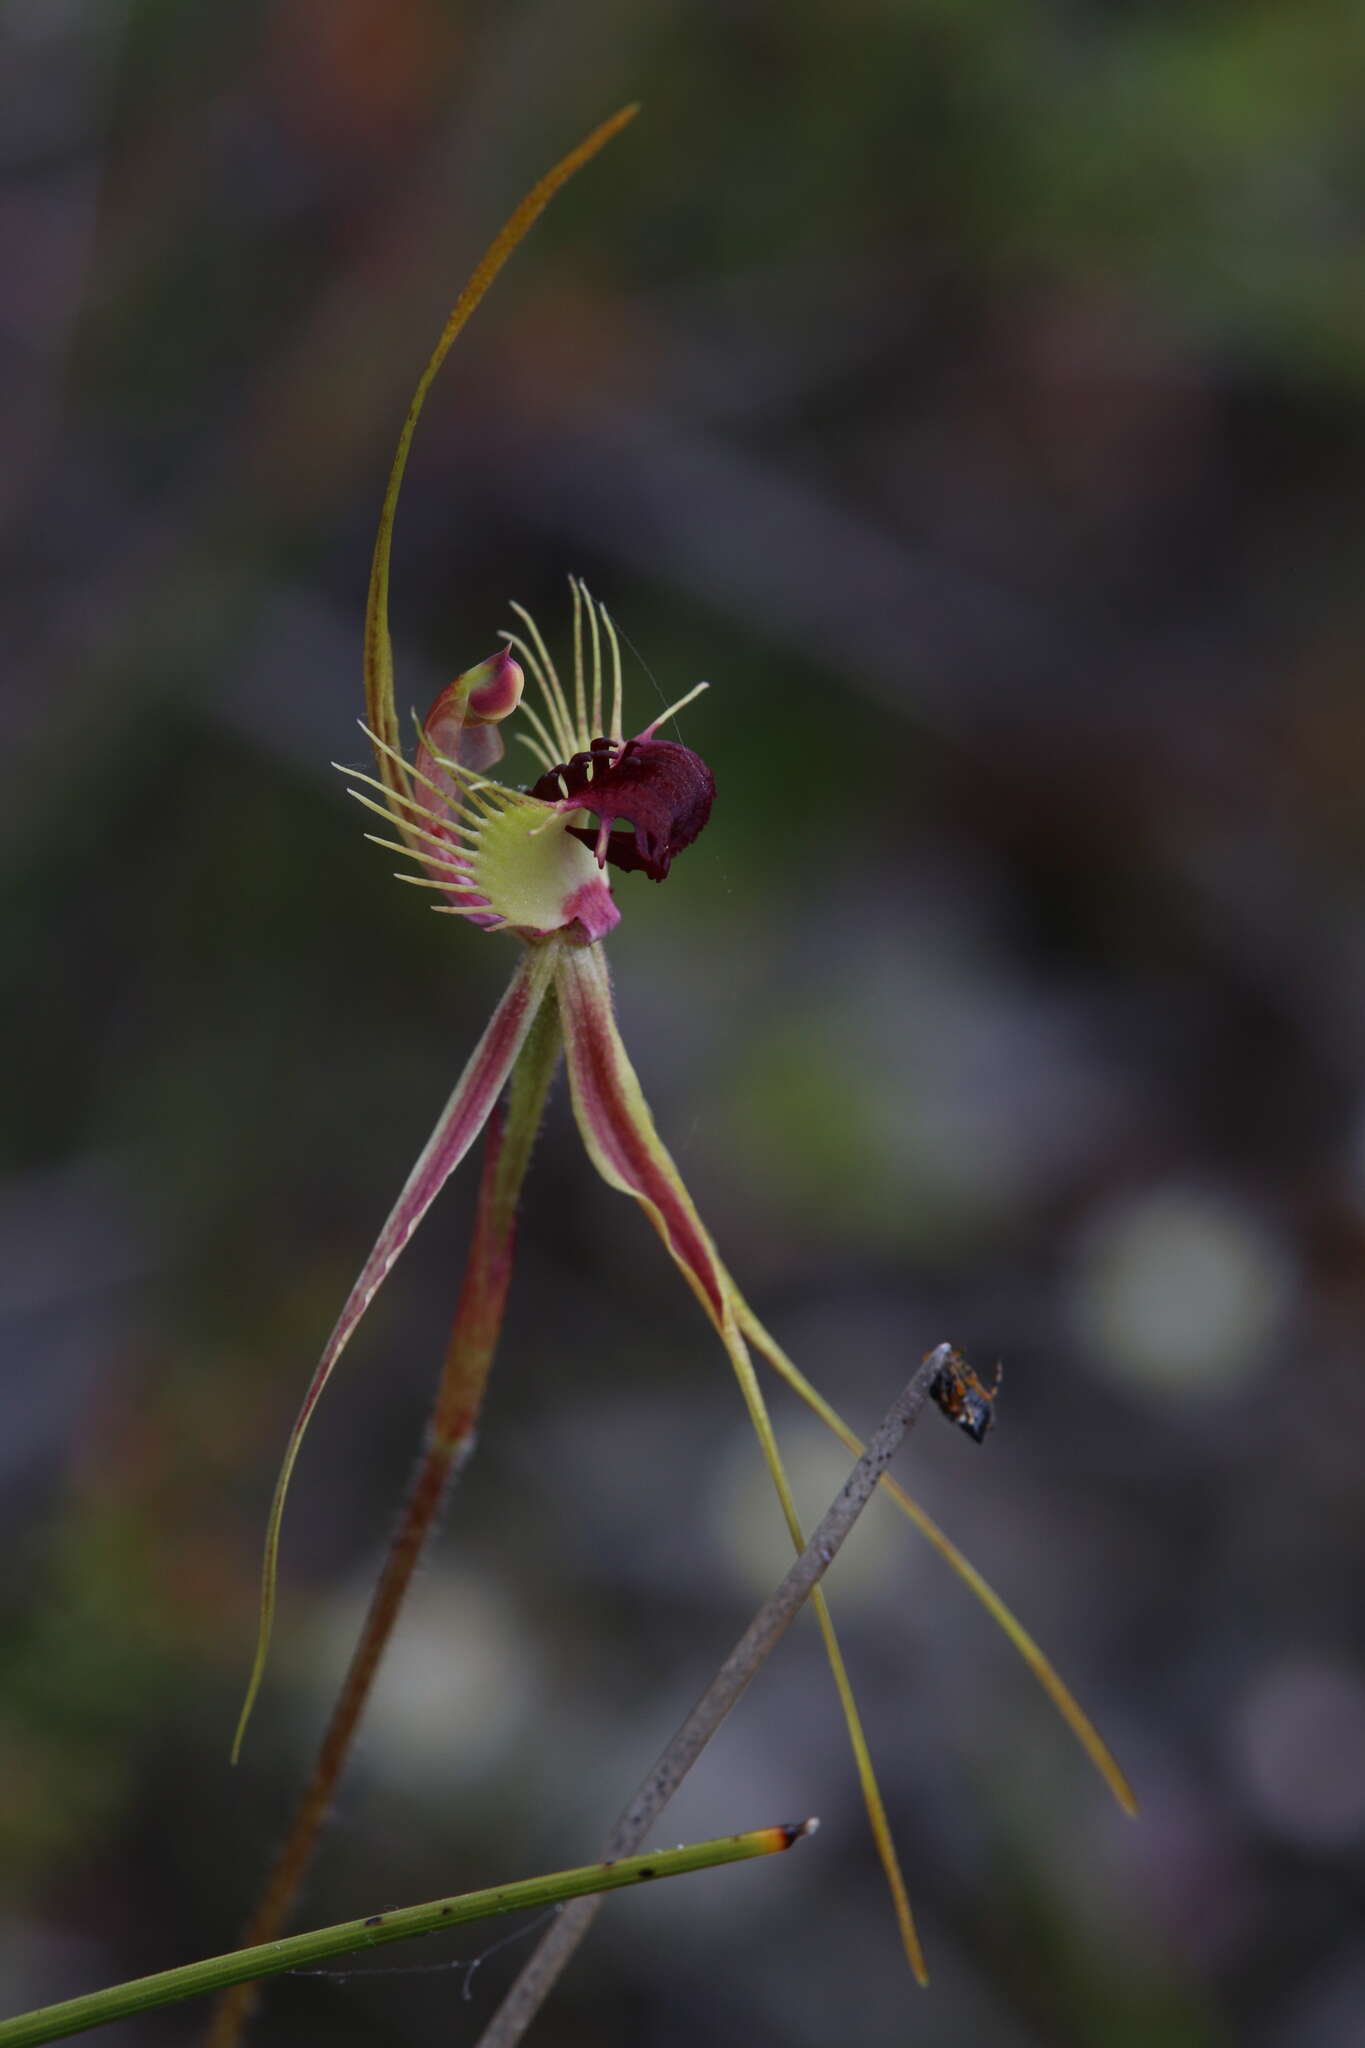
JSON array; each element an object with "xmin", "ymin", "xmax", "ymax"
[
  {"xmin": 705, "ymin": 1419, "xmax": 906, "ymax": 1612},
  {"xmin": 711, "ymin": 901, "xmax": 1129, "ymax": 1259},
  {"xmin": 1233, "ymin": 1658, "xmax": 1365, "ymax": 1849},
  {"xmin": 1071, "ymin": 1186, "xmax": 1294, "ymax": 1395},
  {"xmin": 307, "ymin": 1564, "xmax": 539, "ymax": 1786}
]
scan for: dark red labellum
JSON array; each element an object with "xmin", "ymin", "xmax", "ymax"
[{"xmin": 531, "ymin": 737, "xmax": 716, "ymax": 882}]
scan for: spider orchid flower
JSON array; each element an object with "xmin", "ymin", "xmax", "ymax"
[
  {"xmin": 232, "ymin": 106, "xmax": 1134, "ymax": 1990},
  {"xmin": 349, "ymin": 599, "xmax": 714, "ymax": 947}
]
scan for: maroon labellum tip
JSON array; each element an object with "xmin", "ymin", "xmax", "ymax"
[{"xmin": 531, "ymin": 736, "xmax": 716, "ymax": 882}]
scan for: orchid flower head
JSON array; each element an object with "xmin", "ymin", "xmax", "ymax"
[{"xmin": 346, "ymin": 578, "xmax": 714, "ymax": 946}]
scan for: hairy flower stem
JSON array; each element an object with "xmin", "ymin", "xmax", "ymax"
[{"xmin": 207, "ymin": 984, "xmax": 563, "ymax": 2048}]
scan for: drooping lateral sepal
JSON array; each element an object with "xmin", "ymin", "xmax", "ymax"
[
  {"xmin": 554, "ymin": 939, "xmax": 728, "ymax": 1319},
  {"xmin": 552, "ymin": 940, "xmax": 928, "ymax": 1981},
  {"xmin": 232, "ymin": 939, "xmax": 560, "ymax": 1762}
]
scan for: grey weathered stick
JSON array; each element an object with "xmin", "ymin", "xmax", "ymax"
[{"xmin": 476, "ymin": 1343, "xmax": 953, "ymax": 2048}]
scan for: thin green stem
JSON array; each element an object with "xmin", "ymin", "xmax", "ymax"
[
  {"xmin": 207, "ymin": 992, "xmax": 563, "ymax": 2048},
  {"xmin": 0, "ymin": 1828, "xmax": 810, "ymax": 2047}
]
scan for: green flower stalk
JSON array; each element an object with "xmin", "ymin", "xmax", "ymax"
[{"xmin": 229, "ymin": 101, "xmax": 1134, "ymax": 2025}]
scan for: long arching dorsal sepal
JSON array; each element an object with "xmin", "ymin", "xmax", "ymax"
[{"xmin": 362, "ymin": 105, "xmax": 640, "ymax": 845}]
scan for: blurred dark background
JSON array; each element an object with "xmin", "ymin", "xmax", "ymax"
[{"xmin": 4, "ymin": 3, "xmax": 1365, "ymax": 2044}]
